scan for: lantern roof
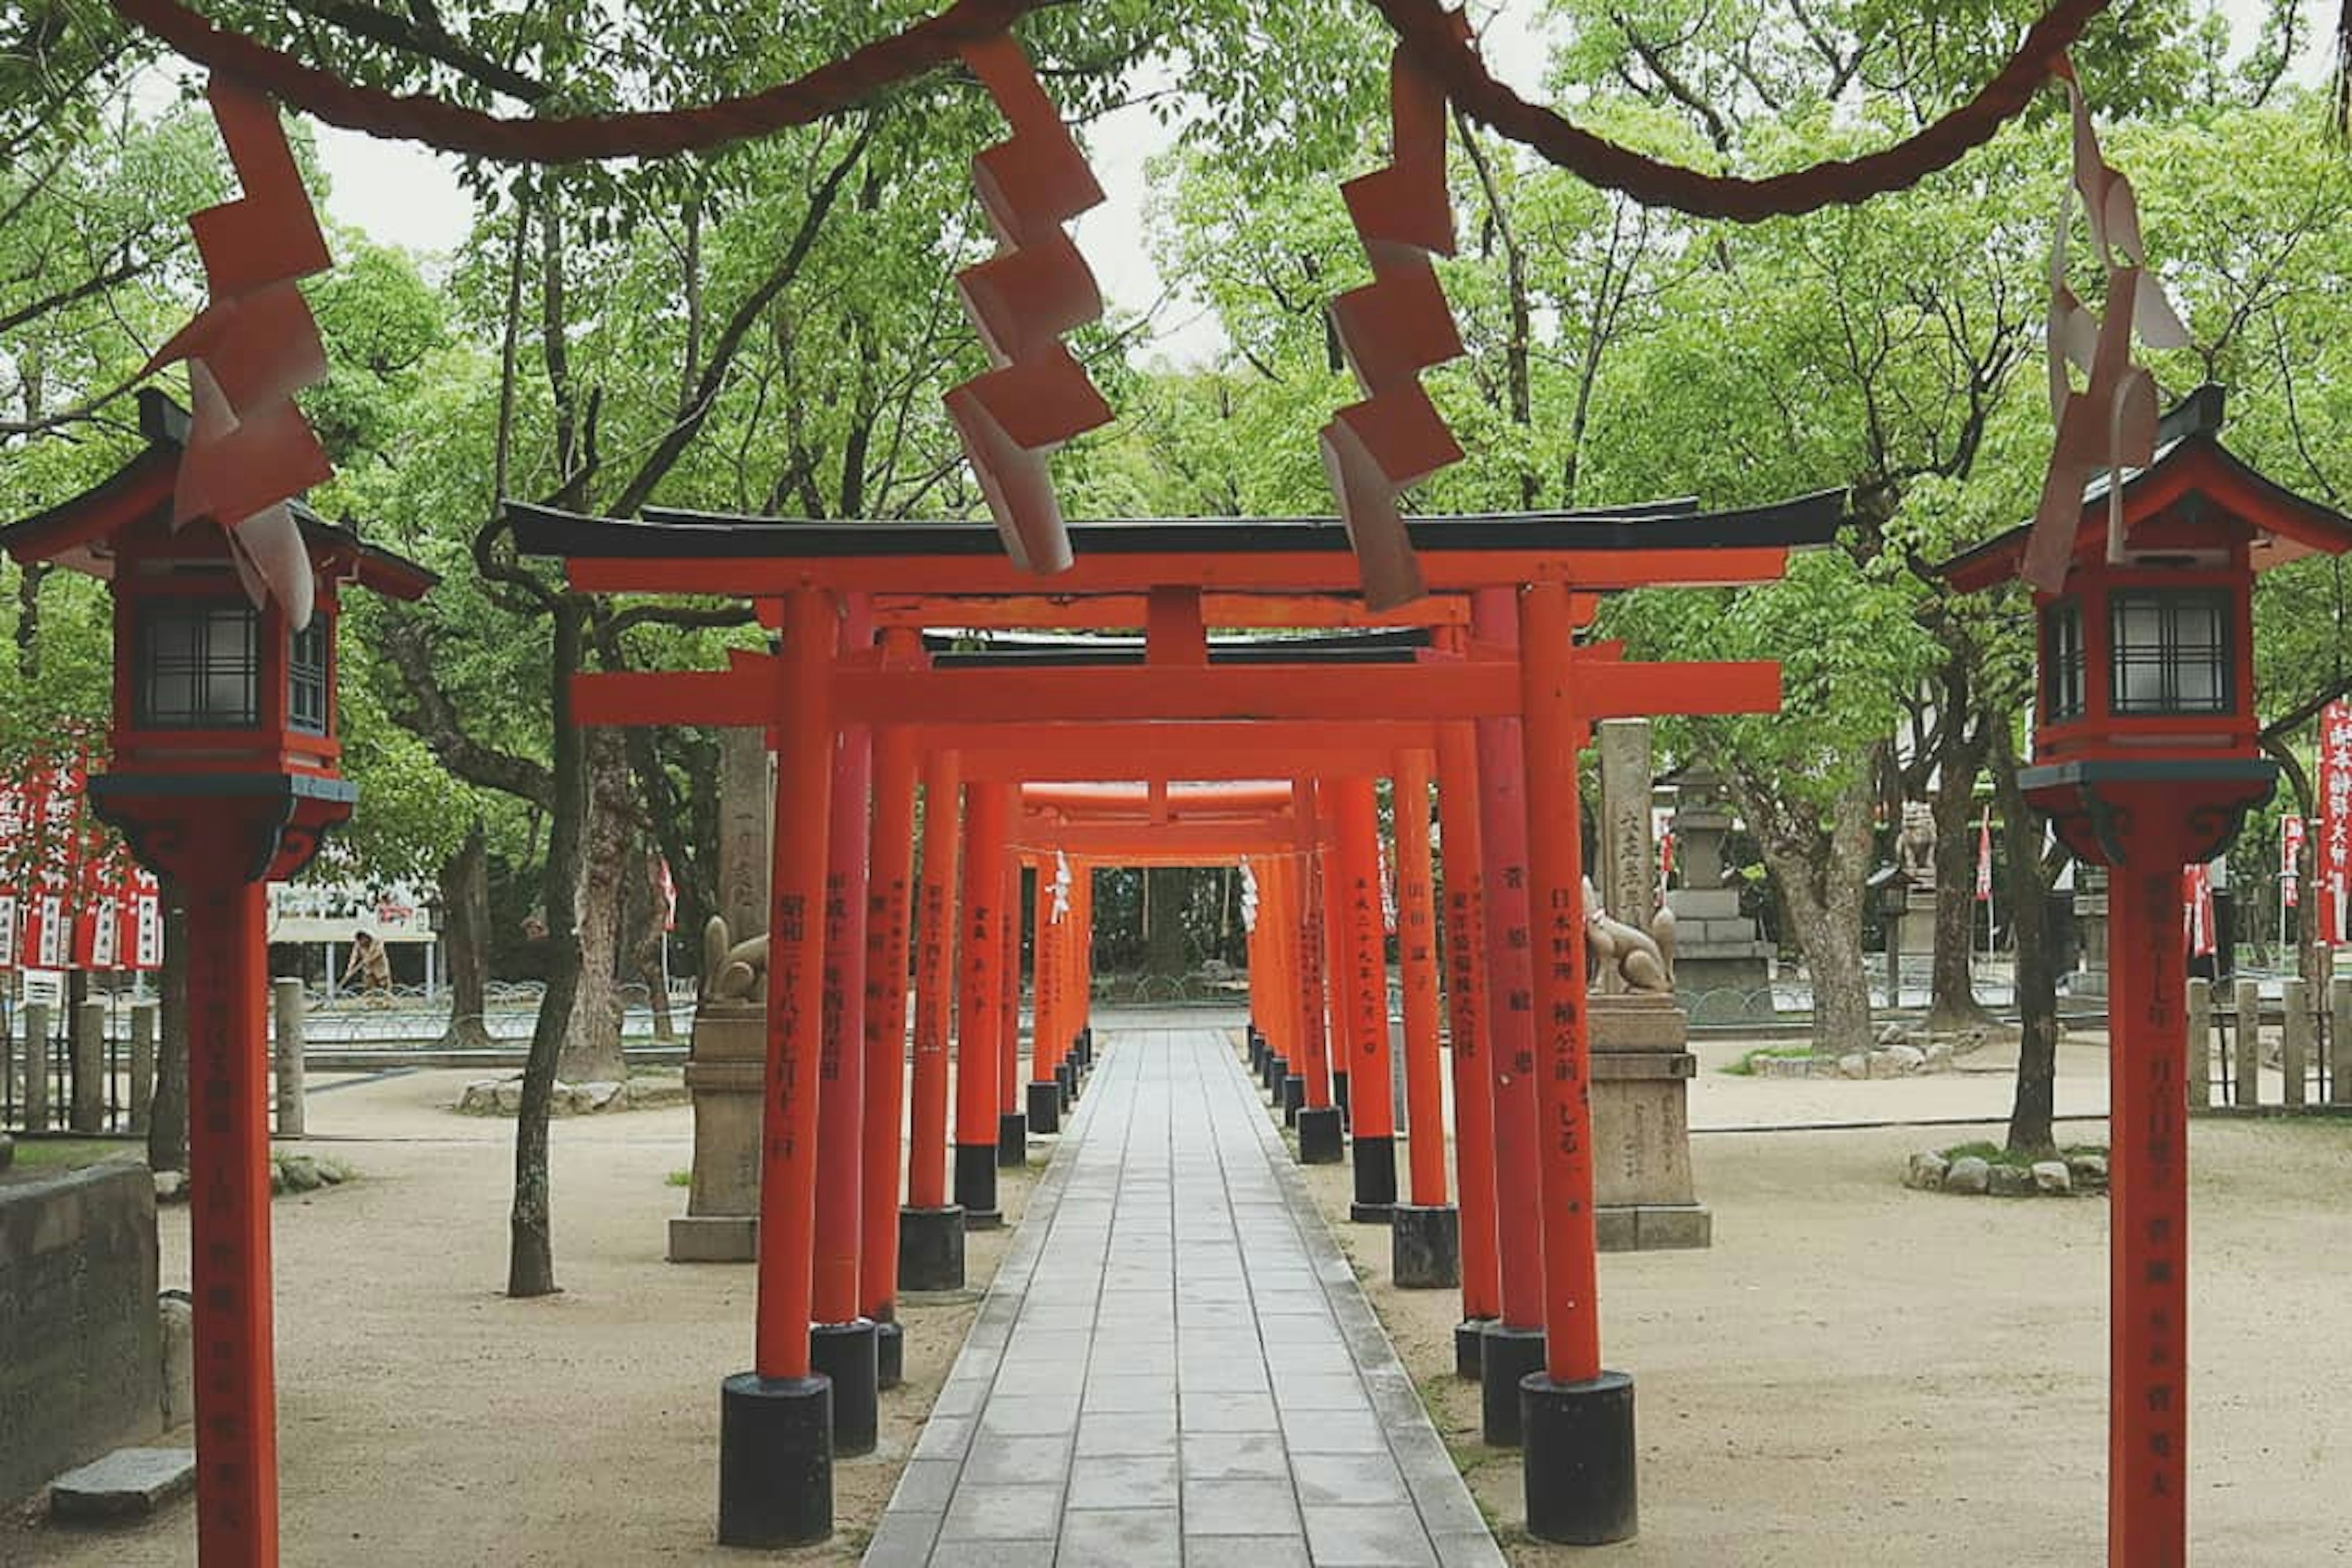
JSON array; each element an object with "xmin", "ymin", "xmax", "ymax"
[
  {"xmin": 0, "ymin": 388, "xmax": 436, "ymax": 601},
  {"xmin": 1939, "ymin": 385, "xmax": 2352, "ymax": 595}
]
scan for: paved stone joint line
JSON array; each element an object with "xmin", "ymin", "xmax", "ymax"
[{"xmin": 864, "ymin": 1026, "xmax": 1505, "ymax": 1568}]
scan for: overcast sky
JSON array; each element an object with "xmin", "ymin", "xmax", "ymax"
[{"xmin": 303, "ymin": 1, "xmax": 2309, "ymax": 369}]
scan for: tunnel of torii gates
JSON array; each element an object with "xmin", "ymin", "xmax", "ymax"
[{"xmin": 506, "ymin": 492, "xmax": 1844, "ymax": 1550}]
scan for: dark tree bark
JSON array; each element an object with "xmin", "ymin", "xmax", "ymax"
[
  {"xmin": 1144, "ymin": 867, "xmax": 1188, "ymax": 979},
  {"xmin": 1991, "ymin": 723, "xmax": 2060, "ymax": 1156},
  {"xmin": 509, "ymin": 603, "xmax": 589, "ymax": 1299},
  {"xmin": 146, "ymin": 886, "xmax": 189, "ymax": 1174},
  {"xmin": 556, "ymin": 731, "xmax": 631, "ymax": 1083},
  {"xmin": 437, "ymin": 818, "xmax": 495, "ymax": 1049},
  {"xmin": 1725, "ymin": 753, "xmax": 1879, "ymax": 1054}
]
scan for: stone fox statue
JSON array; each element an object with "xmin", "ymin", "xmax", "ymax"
[
  {"xmin": 701, "ymin": 915, "xmax": 767, "ymax": 1003},
  {"xmin": 1583, "ymin": 877, "xmax": 1676, "ymax": 993}
]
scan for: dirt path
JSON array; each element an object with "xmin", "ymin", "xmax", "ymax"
[
  {"xmin": 8, "ymin": 1066, "xmax": 1036, "ymax": 1567},
  {"xmin": 1298, "ymin": 1050, "xmax": 2352, "ymax": 1564}
]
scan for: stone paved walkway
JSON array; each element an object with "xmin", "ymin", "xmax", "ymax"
[{"xmin": 864, "ymin": 1026, "xmax": 1504, "ymax": 1568}]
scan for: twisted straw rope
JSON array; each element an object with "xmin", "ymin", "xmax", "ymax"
[{"xmin": 111, "ymin": 0, "xmax": 2110, "ymax": 209}]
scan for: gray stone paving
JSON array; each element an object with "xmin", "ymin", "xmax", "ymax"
[{"xmin": 865, "ymin": 1027, "xmax": 1504, "ymax": 1568}]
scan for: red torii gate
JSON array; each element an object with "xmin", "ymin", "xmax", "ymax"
[{"xmin": 515, "ymin": 494, "xmax": 1842, "ymax": 1547}]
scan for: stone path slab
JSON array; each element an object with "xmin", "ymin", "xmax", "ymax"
[{"xmin": 865, "ymin": 1026, "xmax": 1503, "ymax": 1568}]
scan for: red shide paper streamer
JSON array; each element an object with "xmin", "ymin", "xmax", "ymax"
[
  {"xmin": 1319, "ymin": 21, "xmax": 1472, "ymax": 611},
  {"xmin": 944, "ymin": 34, "xmax": 1112, "ymax": 576},
  {"xmin": 145, "ymin": 77, "xmax": 340, "ymax": 625}
]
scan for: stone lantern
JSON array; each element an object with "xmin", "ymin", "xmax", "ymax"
[
  {"xmin": 1, "ymin": 388, "xmax": 432, "ymax": 1565},
  {"xmin": 1942, "ymin": 383, "xmax": 2352, "ymax": 1567}
]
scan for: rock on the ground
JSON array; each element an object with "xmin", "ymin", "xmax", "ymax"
[
  {"xmin": 1923, "ymin": 1041, "xmax": 1955, "ymax": 1071},
  {"xmin": 2067, "ymin": 1152, "xmax": 2109, "ymax": 1185},
  {"xmin": 495, "ymin": 1082, "xmax": 525, "ymax": 1114},
  {"xmin": 1877, "ymin": 1022, "xmax": 1908, "ymax": 1046},
  {"xmin": 48, "ymin": 1447, "xmax": 197, "ymax": 1523},
  {"xmin": 2031, "ymin": 1161, "xmax": 2073, "ymax": 1196},
  {"xmin": 456, "ymin": 1079, "xmax": 507, "ymax": 1115},
  {"xmin": 277, "ymin": 1155, "xmax": 324, "ymax": 1194},
  {"xmin": 1906, "ymin": 1152, "xmax": 1950, "ymax": 1191},
  {"xmin": 1988, "ymin": 1164, "xmax": 2035, "ymax": 1197},
  {"xmin": 316, "ymin": 1160, "xmax": 346, "ymax": 1185},
  {"xmin": 152, "ymin": 1170, "xmax": 186, "ymax": 1204},
  {"xmin": 582, "ymin": 1080, "xmax": 625, "ymax": 1112},
  {"xmin": 1945, "ymin": 1156, "xmax": 1992, "ymax": 1194},
  {"xmin": 1887, "ymin": 1044, "xmax": 1927, "ymax": 1072},
  {"xmin": 1838, "ymin": 1052, "xmax": 1870, "ymax": 1079}
]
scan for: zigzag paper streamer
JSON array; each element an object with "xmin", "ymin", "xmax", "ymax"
[
  {"xmin": 2019, "ymin": 58, "xmax": 2189, "ymax": 594},
  {"xmin": 145, "ymin": 75, "xmax": 336, "ymax": 627},
  {"xmin": 946, "ymin": 34, "xmax": 1112, "ymax": 576},
  {"xmin": 1319, "ymin": 13, "xmax": 1473, "ymax": 611}
]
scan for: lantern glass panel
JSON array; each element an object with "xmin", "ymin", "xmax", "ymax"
[
  {"xmin": 2109, "ymin": 589, "xmax": 2232, "ymax": 716},
  {"xmin": 2041, "ymin": 598, "xmax": 2086, "ymax": 721},
  {"xmin": 288, "ymin": 619, "xmax": 329, "ymax": 735},
  {"xmin": 137, "ymin": 603, "xmax": 259, "ymax": 728}
]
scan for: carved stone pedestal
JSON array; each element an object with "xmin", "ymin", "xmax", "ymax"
[
  {"xmin": 1590, "ymin": 993, "xmax": 1710, "ymax": 1252},
  {"xmin": 669, "ymin": 1002, "xmax": 764, "ymax": 1264}
]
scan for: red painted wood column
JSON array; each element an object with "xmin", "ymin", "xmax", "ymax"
[
  {"xmin": 907, "ymin": 751, "xmax": 961, "ymax": 1214},
  {"xmin": 1291, "ymin": 777, "xmax": 1333, "ymax": 1114},
  {"xmin": 185, "ymin": 868, "xmax": 278, "ymax": 1567},
  {"xmin": 810, "ymin": 598, "xmax": 878, "ymax": 1453},
  {"xmin": 1027, "ymin": 859, "xmax": 1063, "ymax": 1134},
  {"xmin": 1471, "ymin": 584, "xmax": 1548, "ymax": 1442},
  {"xmin": 1336, "ymin": 774, "xmax": 1398, "ymax": 1221},
  {"xmin": 1393, "ymin": 748, "xmax": 1447, "ymax": 1207},
  {"xmin": 1072, "ymin": 861, "xmax": 1095, "ymax": 1054},
  {"xmin": 899, "ymin": 747, "xmax": 966, "ymax": 1291},
  {"xmin": 1515, "ymin": 579, "xmax": 1637, "ymax": 1545},
  {"xmin": 859, "ymin": 723, "xmax": 919, "ymax": 1375},
  {"xmin": 1437, "ymin": 722, "xmax": 1504, "ymax": 1355},
  {"xmin": 755, "ymin": 585, "xmax": 837, "ymax": 1380},
  {"xmin": 720, "ymin": 582, "xmax": 837, "ymax": 1549},
  {"xmin": 954, "ymin": 782, "xmax": 1011, "ymax": 1224},
  {"xmin": 994, "ymin": 853, "xmax": 1025, "ymax": 1164},
  {"xmin": 2106, "ymin": 851, "xmax": 2189, "ymax": 1567},
  {"xmin": 1319, "ymin": 787, "xmax": 1357, "ymax": 1118}
]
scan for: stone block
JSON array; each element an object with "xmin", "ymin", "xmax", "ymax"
[
  {"xmin": 1988, "ymin": 1164, "xmax": 2035, "ymax": 1197},
  {"xmin": 2030, "ymin": 1161, "xmax": 2072, "ymax": 1196},
  {"xmin": 1905, "ymin": 1152, "xmax": 1948, "ymax": 1190},
  {"xmin": 668, "ymin": 1215, "xmax": 758, "ymax": 1263},
  {"xmin": 1635, "ymin": 1204, "xmax": 1713, "ymax": 1250},
  {"xmin": 47, "ymin": 1447, "xmax": 194, "ymax": 1523},
  {"xmin": 1667, "ymin": 888, "xmax": 1743, "ymax": 921},
  {"xmin": 1945, "ymin": 1156, "xmax": 1991, "ymax": 1194},
  {"xmin": 0, "ymin": 1163, "xmax": 162, "ymax": 1506},
  {"xmin": 1588, "ymin": 994, "xmax": 1687, "ymax": 1052},
  {"xmin": 1592, "ymin": 1074, "xmax": 1695, "ymax": 1209},
  {"xmin": 1592, "ymin": 1208, "xmax": 1638, "ymax": 1251}
]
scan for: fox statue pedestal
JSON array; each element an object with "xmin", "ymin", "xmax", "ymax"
[
  {"xmin": 1589, "ymin": 993, "xmax": 1709, "ymax": 1251},
  {"xmin": 669, "ymin": 998, "xmax": 765, "ymax": 1262}
]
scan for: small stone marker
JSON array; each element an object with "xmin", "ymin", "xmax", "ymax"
[{"xmin": 48, "ymin": 1448, "xmax": 196, "ymax": 1523}]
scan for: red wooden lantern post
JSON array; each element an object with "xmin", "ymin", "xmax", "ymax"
[
  {"xmin": 1942, "ymin": 386, "xmax": 2352, "ymax": 1567},
  {"xmin": 1, "ymin": 397, "xmax": 433, "ymax": 1568}
]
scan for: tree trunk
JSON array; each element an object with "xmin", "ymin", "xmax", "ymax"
[
  {"xmin": 1144, "ymin": 867, "xmax": 1187, "ymax": 979},
  {"xmin": 1733, "ymin": 762, "xmax": 1879, "ymax": 1054},
  {"xmin": 509, "ymin": 602, "xmax": 589, "ymax": 1300},
  {"xmin": 1924, "ymin": 777, "xmax": 1994, "ymax": 1029},
  {"xmin": 622, "ymin": 842, "xmax": 677, "ymax": 1043},
  {"xmin": 556, "ymin": 729, "xmax": 631, "ymax": 1084},
  {"xmin": 437, "ymin": 818, "xmax": 496, "ymax": 1049},
  {"xmin": 146, "ymin": 884, "xmax": 190, "ymax": 1174},
  {"xmin": 1991, "ymin": 726, "xmax": 2059, "ymax": 1156}
]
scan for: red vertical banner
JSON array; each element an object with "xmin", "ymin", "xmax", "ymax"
[
  {"xmin": 2321, "ymin": 701, "xmax": 2352, "ymax": 944},
  {"xmin": 132, "ymin": 868, "xmax": 165, "ymax": 971},
  {"xmin": 2283, "ymin": 814, "xmax": 2304, "ymax": 908},
  {"xmin": 1975, "ymin": 808, "xmax": 1994, "ymax": 903}
]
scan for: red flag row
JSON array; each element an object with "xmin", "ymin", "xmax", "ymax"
[{"xmin": 0, "ymin": 739, "xmax": 162, "ymax": 973}]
